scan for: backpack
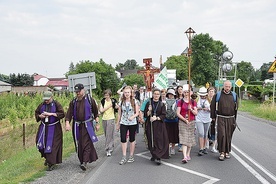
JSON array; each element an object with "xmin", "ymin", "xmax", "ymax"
[
  {"xmin": 216, "ymin": 91, "xmax": 237, "ymax": 102},
  {"xmin": 164, "ymin": 99, "xmax": 178, "ymax": 123},
  {"xmin": 101, "ymin": 98, "xmax": 118, "ymax": 113},
  {"xmin": 215, "ymin": 91, "xmax": 237, "ymax": 111}
]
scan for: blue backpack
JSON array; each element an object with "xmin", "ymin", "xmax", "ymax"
[
  {"xmin": 215, "ymin": 91, "xmax": 237, "ymax": 111},
  {"xmin": 215, "ymin": 91, "xmax": 237, "ymax": 102}
]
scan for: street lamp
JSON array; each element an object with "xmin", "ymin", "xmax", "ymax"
[
  {"xmin": 217, "ymin": 50, "xmax": 233, "ymax": 91},
  {"xmin": 185, "ymin": 27, "xmax": 196, "ymax": 95},
  {"xmin": 185, "ymin": 27, "xmax": 195, "ymax": 120}
]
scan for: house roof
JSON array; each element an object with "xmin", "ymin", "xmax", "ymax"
[
  {"xmin": 33, "ymin": 74, "xmax": 47, "ymax": 81},
  {"xmin": 46, "ymin": 80, "xmax": 68, "ymax": 86},
  {"xmin": 0, "ymin": 80, "xmax": 11, "ymax": 86}
]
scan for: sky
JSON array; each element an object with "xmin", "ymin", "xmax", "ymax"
[{"xmin": 0, "ymin": 0, "xmax": 275, "ymax": 78}]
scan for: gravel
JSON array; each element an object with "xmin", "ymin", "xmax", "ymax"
[{"xmin": 30, "ymin": 132, "xmax": 120, "ymax": 184}]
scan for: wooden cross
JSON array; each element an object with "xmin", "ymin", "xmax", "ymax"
[{"xmin": 137, "ymin": 58, "xmax": 160, "ymax": 92}]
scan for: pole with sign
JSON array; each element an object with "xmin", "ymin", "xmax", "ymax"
[
  {"xmin": 267, "ymin": 57, "xmax": 276, "ymax": 105},
  {"xmin": 235, "ymin": 78, "xmax": 244, "ymax": 105}
]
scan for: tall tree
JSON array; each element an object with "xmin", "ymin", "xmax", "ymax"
[
  {"xmin": 236, "ymin": 61, "xmax": 255, "ymax": 83},
  {"xmin": 67, "ymin": 59, "xmax": 120, "ymax": 96},
  {"xmin": 164, "ymin": 55, "xmax": 188, "ymax": 80},
  {"xmin": 9, "ymin": 73, "xmax": 33, "ymax": 86},
  {"xmin": 191, "ymin": 33, "xmax": 227, "ymax": 86},
  {"xmin": 260, "ymin": 62, "xmax": 273, "ymax": 81},
  {"xmin": 121, "ymin": 73, "xmax": 145, "ymax": 88}
]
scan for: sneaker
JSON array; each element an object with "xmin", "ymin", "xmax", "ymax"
[
  {"xmin": 203, "ymin": 148, "xmax": 208, "ymax": 154},
  {"xmin": 211, "ymin": 147, "xmax": 218, "ymax": 153},
  {"xmin": 171, "ymin": 148, "xmax": 176, "ymax": 155},
  {"xmin": 182, "ymin": 157, "xmax": 188, "ymax": 164},
  {"xmin": 80, "ymin": 163, "xmax": 87, "ymax": 171},
  {"xmin": 127, "ymin": 156, "xmax": 135, "ymax": 163},
  {"xmin": 119, "ymin": 157, "xmax": 127, "ymax": 165},
  {"xmin": 106, "ymin": 150, "xmax": 111, "ymax": 157},
  {"xmin": 186, "ymin": 156, "xmax": 191, "ymax": 161},
  {"xmin": 155, "ymin": 158, "xmax": 161, "ymax": 165},
  {"xmin": 198, "ymin": 149, "xmax": 204, "ymax": 156}
]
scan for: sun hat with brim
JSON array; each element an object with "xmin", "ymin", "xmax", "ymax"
[
  {"xmin": 166, "ymin": 88, "xmax": 176, "ymax": 97},
  {"xmin": 43, "ymin": 91, "xmax": 53, "ymax": 100},
  {"xmin": 197, "ymin": 87, "xmax": 208, "ymax": 96}
]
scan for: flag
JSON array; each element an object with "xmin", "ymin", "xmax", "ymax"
[{"xmin": 154, "ymin": 66, "xmax": 168, "ymax": 89}]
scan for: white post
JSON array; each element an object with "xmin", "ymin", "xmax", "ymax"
[{"xmin": 273, "ymin": 73, "xmax": 276, "ymax": 105}]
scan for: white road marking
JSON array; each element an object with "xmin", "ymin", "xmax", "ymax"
[
  {"xmin": 136, "ymin": 151, "xmax": 220, "ymax": 184},
  {"xmin": 232, "ymin": 144, "xmax": 276, "ymax": 183}
]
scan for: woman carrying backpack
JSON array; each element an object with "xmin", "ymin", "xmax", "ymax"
[
  {"xmin": 177, "ymin": 84, "xmax": 198, "ymax": 163},
  {"xmin": 99, "ymin": 89, "xmax": 119, "ymax": 157},
  {"xmin": 164, "ymin": 88, "xmax": 179, "ymax": 156}
]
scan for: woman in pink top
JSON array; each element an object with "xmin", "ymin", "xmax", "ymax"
[{"xmin": 177, "ymin": 84, "xmax": 198, "ymax": 163}]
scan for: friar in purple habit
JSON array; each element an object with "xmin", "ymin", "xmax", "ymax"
[
  {"xmin": 65, "ymin": 83, "xmax": 100, "ymax": 171},
  {"xmin": 35, "ymin": 90, "xmax": 65, "ymax": 171}
]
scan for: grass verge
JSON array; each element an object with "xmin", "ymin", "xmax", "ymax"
[
  {"xmin": 0, "ymin": 121, "xmax": 104, "ymax": 184},
  {"xmin": 239, "ymin": 100, "xmax": 276, "ymax": 122}
]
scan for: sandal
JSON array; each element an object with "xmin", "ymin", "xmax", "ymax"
[
  {"xmin": 219, "ymin": 153, "xmax": 225, "ymax": 161},
  {"xmin": 225, "ymin": 153, "xmax": 230, "ymax": 159}
]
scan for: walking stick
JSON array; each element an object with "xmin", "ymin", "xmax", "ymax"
[{"xmin": 149, "ymin": 99, "xmax": 154, "ymax": 148}]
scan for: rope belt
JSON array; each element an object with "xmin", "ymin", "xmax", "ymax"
[
  {"xmin": 75, "ymin": 118, "xmax": 93, "ymax": 124},
  {"xmin": 217, "ymin": 115, "xmax": 235, "ymax": 119},
  {"xmin": 43, "ymin": 120, "xmax": 59, "ymax": 126}
]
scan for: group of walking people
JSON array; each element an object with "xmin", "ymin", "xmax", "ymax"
[{"xmin": 35, "ymin": 80, "xmax": 238, "ymax": 171}]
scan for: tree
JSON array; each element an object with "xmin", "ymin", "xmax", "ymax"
[
  {"xmin": 235, "ymin": 61, "xmax": 255, "ymax": 83},
  {"xmin": 164, "ymin": 55, "xmax": 188, "ymax": 80},
  {"xmin": 191, "ymin": 33, "xmax": 227, "ymax": 86},
  {"xmin": 9, "ymin": 73, "xmax": 34, "ymax": 86},
  {"xmin": 121, "ymin": 73, "xmax": 145, "ymax": 88},
  {"xmin": 115, "ymin": 59, "xmax": 143, "ymax": 70},
  {"xmin": 260, "ymin": 62, "xmax": 273, "ymax": 81},
  {"xmin": 0, "ymin": 74, "xmax": 9, "ymax": 83},
  {"xmin": 67, "ymin": 59, "xmax": 120, "ymax": 96}
]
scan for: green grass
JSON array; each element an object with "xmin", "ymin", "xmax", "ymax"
[
  {"xmin": 239, "ymin": 99, "xmax": 276, "ymax": 122},
  {"xmin": 0, "ymin": 120, "xmax": 104, "ymax": 184}
]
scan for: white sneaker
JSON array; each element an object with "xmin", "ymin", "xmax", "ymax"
[
  {"xmin": 106, "ymin": 150, "xmax": 111, "ymax": 157},
  {"xmin": 211, "ymin": 147, "xmax": 218, "ymax": 153},
  {"xmin": 171, "ymin": 148, "xmax": 175, "ymax": 155}
]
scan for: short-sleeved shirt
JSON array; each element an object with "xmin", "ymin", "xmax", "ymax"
[
  {"xmin": 102, "ymin": 100, "xmax": 115, "ymax": 120},
  {"xmin": 177, "ymin": 99, "xmax": 197, "ymax": 121},
  {"xmin": 120, "ymin": 99, "xmax": 139, "ymax": 125}
]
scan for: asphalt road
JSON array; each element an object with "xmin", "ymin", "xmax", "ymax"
[{"xmin": 31, "ymin": 113, "xmax": 276, "ymax": 184}]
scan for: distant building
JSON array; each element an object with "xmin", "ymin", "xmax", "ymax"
[
  {"xmin": 116, "ymin": 69, "xmax": 138, "ymax": 79},
  {"xmin": 181, "ymin": 47, "xmax": 189, "ymax": 57},
  {"xmin": 46, "ymin": 78, "xmax": 68, "ymax": 91},
  {"xmin": 33, "ymin": 73, "xmax": 49, "ymax": 86},
  {"xmin": 0, "ymin": 80, "xmax": 12, "ymax": 93}
]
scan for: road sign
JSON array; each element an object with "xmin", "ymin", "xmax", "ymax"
[
  {"xmin": 268, "ymin": 59, "xmax": 276, "ymax": 73},
  {"xmin": 215, "ymin": 80, "xmax": 235, "ymax": 87},
  {"xmin": 235, "ymin": 78, "xmax": 244, "ymax": 87},
  {"xmin": 68, "ymin": 72, "xmax": 96, "ymax": 92}
]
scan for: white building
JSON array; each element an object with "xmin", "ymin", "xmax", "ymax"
[{"xmin": 0, "ymin": 80, "xmax": 12, "ymax": 93}]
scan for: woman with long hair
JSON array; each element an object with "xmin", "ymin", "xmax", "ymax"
[{"xmin": 116, "ymin": 86, "xmax": 140, "ymax": 165}]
